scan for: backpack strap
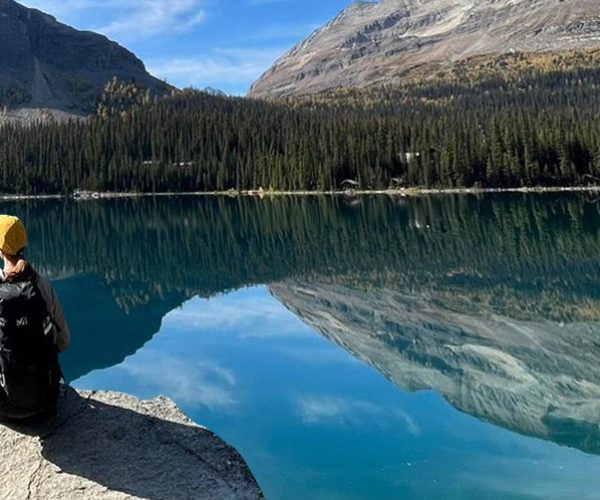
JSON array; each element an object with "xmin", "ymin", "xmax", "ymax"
[
  {"xmin": 29, "ymin": 273, "xmax": 66, "ymax": 386},
  {"xmin": 30, "ymin": 273, "xmax": 61, "ymax": 337}
]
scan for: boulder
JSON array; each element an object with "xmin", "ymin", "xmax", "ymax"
[{"xmin": 0, "ymin": 387, "xmax": 263, "ymax": 499}]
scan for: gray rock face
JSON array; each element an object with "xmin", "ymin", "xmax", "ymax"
[
  {"xmin": 250, "ymin": 0, "xmax": 600, "ymax": 98},
  {"xmin": 0, "ymin": 0, "xmax": 170, "ymax": 115},
  {"xmin": 270, "ymin": 281, "xmax": 600, "ymax": 455},
  {"xmin": 0, "ymin": 387, "xmax": 263, "ymax": 499}
]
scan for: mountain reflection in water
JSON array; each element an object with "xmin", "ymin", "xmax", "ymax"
[
  {"xmin": 270, "ymin": 282, "xmax": 600, "ymax": 456},
  {"xmin": 6, "ymin": 193, "xmax": 600, "ymax": 456}
]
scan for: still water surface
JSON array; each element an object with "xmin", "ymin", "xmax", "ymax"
[{"xmin": 8, "ymin": 194, "xmax": 600, "ymax": 499}]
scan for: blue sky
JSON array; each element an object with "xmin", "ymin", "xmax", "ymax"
[{"xmin": 20, "ymin": 0, "xmax": 352, "ymax": 95}]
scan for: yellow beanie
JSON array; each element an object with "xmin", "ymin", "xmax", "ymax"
[{"xmin": 0, "ymin": 215, "xmax": 27, "ymax": 256}]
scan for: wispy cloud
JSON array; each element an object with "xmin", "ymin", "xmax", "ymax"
[
  {"xmin": 119, "ymin": 353, "xmax": 237, "ymax": 409},
  {"xmin": 147, "ymin": 46, "xmax": 285, "ymax": 92},
  {"xmin": 297, "ymin": 395, "xmax": 421, "ymax": 435},
  {"xmin": 20, "ymin": 0, "xmax": 206, "ymax": 42},
  {"xmin": 98, "ymin": 0, "xmax": 206, "ymax": 40}
]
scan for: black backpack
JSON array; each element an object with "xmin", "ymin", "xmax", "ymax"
[{"xmin": 0, "ymin": 277, "xmax": 61, "ymax": 420}]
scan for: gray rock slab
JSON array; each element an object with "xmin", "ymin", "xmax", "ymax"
[{"xmin": 0, "ymin": 387, "xmax": 264, "ymax": 500}]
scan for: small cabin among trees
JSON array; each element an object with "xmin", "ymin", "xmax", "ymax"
[{"xmin": 340, "ymin": 179, "xmax": 359, "ymax": 190}]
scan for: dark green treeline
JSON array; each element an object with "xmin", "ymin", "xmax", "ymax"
[{"xmin": 3, "ymin": 65, "xmax": 600, "ymax": 193}]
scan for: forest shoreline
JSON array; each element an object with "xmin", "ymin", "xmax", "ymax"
[
  {"xmin": 0, "ymin": 186, "xmax": 600, "ymax": 201},
  {"xmin": 0, "ymin": 185, "xmax": 598, "ymax": 201}
]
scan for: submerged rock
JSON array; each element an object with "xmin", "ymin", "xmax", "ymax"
[{"xmin": 0, "ymin": 387, "xmax": 263, "ymax": 499}]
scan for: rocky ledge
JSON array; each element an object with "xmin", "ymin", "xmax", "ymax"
[{"xmin": 0, "ymin": 387, "xmax": 263, "ymax": 499}]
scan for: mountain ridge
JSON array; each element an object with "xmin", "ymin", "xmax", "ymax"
[
  {"xmin": 250, "ymin": 0, "xmax": 600, "ymax": 98},
  {"xmin": 0, "ymin": 0, "xmax": 170, "ymax": 119}
]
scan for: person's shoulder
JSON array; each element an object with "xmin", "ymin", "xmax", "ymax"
[{"xmin": 34, "ymin": 271, "xmax": 53, "ymax": 290}]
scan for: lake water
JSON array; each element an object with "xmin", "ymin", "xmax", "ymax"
[{"xmin": 8, "ymin": 194, "xmax": 600, "ymax": 499}]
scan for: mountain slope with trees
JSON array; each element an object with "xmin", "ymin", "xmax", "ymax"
[{"xmin": 2, "ymin": 62, "xmax": 600, "ymax": 194}]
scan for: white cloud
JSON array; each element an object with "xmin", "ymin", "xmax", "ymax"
[
  {"xmin": 118, "ymin": 354, "xmax": 237, "ymax": 409},
  {"xmin": 98, "ymin": 0, "xmax": 206, "ymax": 40},
  {"xmin": 147, "ymin": 46, "xmax": 285, "ymax": 92},
  {"xmin": 20, "ymin": 0, "xmax": 206, "ymax": 42},
  {"xmin": 297, "ymin": 395, "xmax": 421, "ymax": 435}
]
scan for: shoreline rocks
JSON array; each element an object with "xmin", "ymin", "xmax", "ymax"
[{"xmin": 0, "ymin": 387, "xmax": 263, "ymax": 499}]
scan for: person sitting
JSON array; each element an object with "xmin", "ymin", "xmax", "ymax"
[{"xmin": 0, "ymin": 215, "xmax": 69, "ymax": 420}]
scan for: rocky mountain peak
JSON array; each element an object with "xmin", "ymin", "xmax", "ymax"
[
  {"xmin": 250, "ymin": 0, "xmax": 600, "ymax": 98},
  {"xmin": 0, "ymin": 0, "xmax": 170, "ymax": 117}
]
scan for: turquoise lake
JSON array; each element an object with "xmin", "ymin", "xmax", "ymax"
[{"xmin": 8, "ymin": 194, "xmax": 600, "ymax": 499}]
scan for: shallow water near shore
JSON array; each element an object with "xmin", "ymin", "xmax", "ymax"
[{"xmin": 8, "ymin": 193, "xmax": 600, "ymax": 499}]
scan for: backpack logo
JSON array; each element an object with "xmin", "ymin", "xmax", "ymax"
[
  {"xmin": 16, "ymin": 317, "xmax": 28, "ymax": 327},
  {"xmin": 43, "ymin": 317, "xmax": 53, "ymax": 336}
]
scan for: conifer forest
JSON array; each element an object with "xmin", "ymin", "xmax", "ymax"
[{"xmin": 2, "ymin": 57, "xmax": 600, "ymax": 194}]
